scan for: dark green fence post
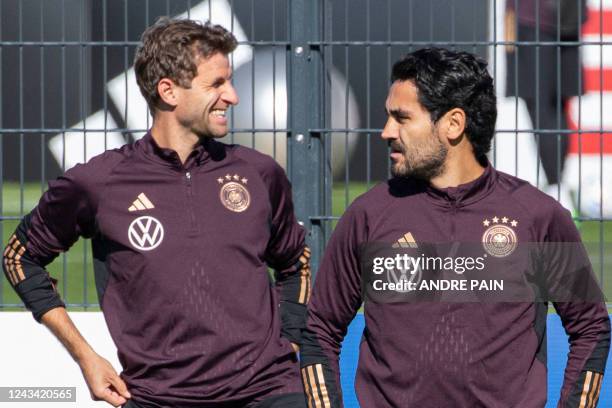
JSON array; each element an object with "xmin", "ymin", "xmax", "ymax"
[{"xmin": 288, "ymin": 0, "xmax": 331, "ymax": 276}]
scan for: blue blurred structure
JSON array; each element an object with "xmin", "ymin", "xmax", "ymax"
[{"xmin": 340, "ymin": 313, "xmax": 611, "ymax": 407}]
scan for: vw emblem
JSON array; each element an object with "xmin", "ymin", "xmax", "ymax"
[
  {"xmin": 386, "ymin": 260, "xmax": 421, "ymax": 293},
  {"xmin": 128, "ymin": 216, "xmax": 164, "ymax": 251}
]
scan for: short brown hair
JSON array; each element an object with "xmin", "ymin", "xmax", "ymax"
[{"xmin": 134, "ymin": 18, "xmax": 237, "ymax": 113}]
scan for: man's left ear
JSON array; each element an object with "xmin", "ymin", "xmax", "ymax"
[{"xmin": 444, "ymin": 108, "xmax": 467, "ymax": 142}]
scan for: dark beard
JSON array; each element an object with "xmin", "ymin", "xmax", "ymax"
[{"xmin": 389, "ymin": 139, "xmax": 447, "ymax": 180}]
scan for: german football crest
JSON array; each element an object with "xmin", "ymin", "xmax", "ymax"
[
  {"xmin": 482, "ymin": 216, "xmax": 518, "ymax": 258},
  {"xmin": 217, "ymin": 173, "xmax": 251, "ymax": 213}
]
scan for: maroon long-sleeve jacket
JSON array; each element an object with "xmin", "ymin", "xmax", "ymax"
[
  {"xmin": 3, "ymin": 133, "xmax": 311, "ymax": 407},
  {"xmin": 300, "ymin": 163, "xmax": 610, "ymax": 408}
]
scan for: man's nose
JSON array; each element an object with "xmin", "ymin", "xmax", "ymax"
[
  {"xmin": 223, "ymin": 83, "xmax": 239, "ymax": 106},
  {"xmin": 381, "ymin": 119, "xmax": 398, "ymax": 141}
]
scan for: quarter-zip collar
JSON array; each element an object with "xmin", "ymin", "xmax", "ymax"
[
  {"xmin": 423, "ymin": 161, "xmax": 497, "ymax": 208},
  {"xmin": 140, "ymin": 131, "xmax": 212, "ymax": 170}
]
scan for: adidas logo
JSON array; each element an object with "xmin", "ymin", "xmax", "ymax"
[
  {"xmin": 392, "ymin": 232, "xmax": 418, "ymax": 249},
  {"xmin": 128, "ymin": 193, "xmax": 155, "ymax": 212}
]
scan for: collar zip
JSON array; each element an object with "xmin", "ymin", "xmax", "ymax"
[
  {"xmin": 142, "ymin": 132, "xmax": 209, "ymax": 171},
  {"xmin": 425, "ymin": 162, "xmax": 496, "ymax": 208}
]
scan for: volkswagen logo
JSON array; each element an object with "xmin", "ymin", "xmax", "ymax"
[
  {"xmin": 386, "ymin": 260, "xmax": 421, "ymax": 293},
  {"xmin": 128, "ymin": 216, "xmax": 164, "ymax": 251}
]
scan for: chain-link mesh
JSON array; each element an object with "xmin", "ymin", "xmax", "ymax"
[{"xmin": 0, "ymin": 0, "xmax": 609, "ymax": 310}]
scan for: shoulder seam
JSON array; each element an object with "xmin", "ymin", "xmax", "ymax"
[
  {"xmin": 230, "ymin": 149, "xmax": 276, "ymax": 214},
  {"xmin": 94, "ymin": 151, "xmax": 134, "ymax": 234},
  {"xmin": 350, "ymin": 183, "xmax": 397, "ymax": 242},
  {"xmin": 494, "ymin": 179, "xmax": 557, "ymax": 238}
]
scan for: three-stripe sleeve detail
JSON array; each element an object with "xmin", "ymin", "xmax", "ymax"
[
  {"xmin": 579, "ymin": 371, "xmax": 604, "ymax": 408},
  {"xmin": 298, "ymin": 246, "xmax": 312, "ymax": 304},
  {"xmin": 3, "ymin": 234, "xmax": 26, "ymax": 285},
  {"xmin": 302, "ymin": 364, "xmax": 331, "ymax": 408}
]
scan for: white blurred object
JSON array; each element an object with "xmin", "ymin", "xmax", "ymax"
[
  {"xmin": 493, "ymin": 97, "xmax": 548, "ymax": 187},
  {"xmin": 563, "ymin": 156, "xmax": 612, "ymax": 217},
  {"xmin": 0, "ymin": 312, "xmax": 120, "ymax": 408},
  {"xmin": 48, "ymin": 111, "xmax": 125, "ymax": 171},
  {"xmin": 581, "ymin": 35, "xmax": 612, "ymax": 70},
  {"xmin": 565, "ymin": 93, "xmax": 612, "ymax": 217},
  {"xmin": 567, "ymin": 92, "xmax": 612, "ymax": 129},
  {"xmin": 588, "ymin": 0, "xmax": 612, "ymax": 12}
]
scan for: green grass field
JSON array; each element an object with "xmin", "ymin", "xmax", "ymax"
[{"xmin": 1, "ymin": 181, "xmax": 611, "ymax": 310}]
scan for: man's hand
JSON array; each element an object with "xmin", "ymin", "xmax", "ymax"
[
  {"xmin": 40, "ymin": 308, "xmax": 131, "ymax": 407},
  {"xmin": 79, "ymin": 351, "xmax": 131, "ymax": 407}
]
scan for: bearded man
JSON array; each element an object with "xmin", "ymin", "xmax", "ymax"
[{"xmin": 299, "ymin": 48, "xmax": 610, "ymax": 408}]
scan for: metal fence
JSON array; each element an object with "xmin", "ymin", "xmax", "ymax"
[{"xmin": 0, "ymin": 0, "xmax": 610, "ymax": 309}]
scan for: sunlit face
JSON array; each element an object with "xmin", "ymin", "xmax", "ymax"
[
  {"xmin": 381, "ymin": 80, "xmax": 447, "ymax": 180},
  {"xmin": 173, "ymin": 52, "xmax": 239, "ymax": 138}
]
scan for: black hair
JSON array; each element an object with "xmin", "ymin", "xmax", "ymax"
[{"xmin": 391, "ymin": 47, "xmax": 497, "ymax": 163}]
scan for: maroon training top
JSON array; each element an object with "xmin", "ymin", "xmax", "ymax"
[
  {"xmin": 300, "ymin": 163, "xmax": 610, "ymax": 408},
  {"xmin": 5, "ymin": 133, "xmax": 309, "ymax": 407}
]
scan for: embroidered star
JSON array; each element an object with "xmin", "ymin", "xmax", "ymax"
[
  {"xmin": 217, "ymin": 178, "xmax": 224, "ymax": 184},
  {"xmin": 225, "ymin": 174, "xmax": 232, "ymax": 180},
  {"xmin": 511, "ymin": 220, "xmax": 518, "ymax": 227},
  {"xmin": 241, "ymin": 178, "xmax": 248, "ymax": 184},
  {"xmin": 492, "ymin": 216, "xmax": 499, "ymax": 223},
  {"xmin": 483, "ymin": 219, "xmax": 490, "ymax": 227},
  {"xmin": 501, "ymin": 217, "xmax": 509, "ymax": 224},
  {"xmin": 233, "ymin": 174, "xmax": 240, "ymax": 180}
]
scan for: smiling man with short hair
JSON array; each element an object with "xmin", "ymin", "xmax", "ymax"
[{"xmin": 3, "ymin": 18, "xmax": 309, "ymax": 408}]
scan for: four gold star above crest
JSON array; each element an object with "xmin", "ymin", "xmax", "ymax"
[
  {"xmin": 483, "ymin": 217, "xmax": 518, "ymax": 228},
  {"xmin": 218, "ymin": 174, "xmax": 248, "ymax": 184}
]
